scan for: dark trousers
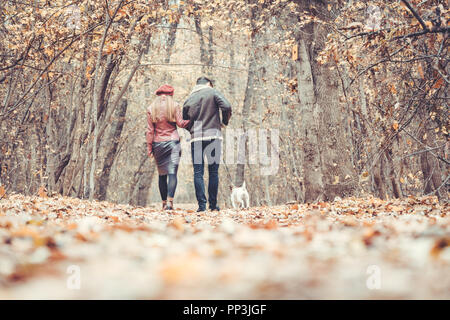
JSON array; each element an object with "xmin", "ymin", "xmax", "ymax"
[{"xmin": 191, "ymin": 139, "xmax": 221, "ymax": 210}]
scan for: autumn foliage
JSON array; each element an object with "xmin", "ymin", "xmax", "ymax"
[
  {"xmin": 0, "ymin": 193, "xmax": 449, "ymax": 298},
  {"xmin": 0, "ymin": 0, "xmax": 449, "ymax": 205}
]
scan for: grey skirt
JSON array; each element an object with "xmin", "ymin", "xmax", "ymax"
[{"xmin": 152, "ymin": 140, "xmax": 181, "ymax": 175}]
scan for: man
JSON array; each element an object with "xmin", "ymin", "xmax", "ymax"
[{"xmin": 183, "ymin": 76, "xmax": 232, "ymax": 212}]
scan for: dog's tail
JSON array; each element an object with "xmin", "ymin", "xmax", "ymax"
[{"xmin": 242, "ymin": 181, "xmax": 246, "ymax": 189}]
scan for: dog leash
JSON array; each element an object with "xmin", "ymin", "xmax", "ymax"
[{"xmin": 222, "ymin": 161, "xmax": 235, "ymax": 187}]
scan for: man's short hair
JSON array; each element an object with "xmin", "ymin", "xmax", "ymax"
[{"xmin": 196, "ymin": 76, "xmax": 213, "ymax": 86}]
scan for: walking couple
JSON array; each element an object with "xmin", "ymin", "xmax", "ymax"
[{"xmin": 146, "ymin": 76, "xmax": 232, "ymax": 212}]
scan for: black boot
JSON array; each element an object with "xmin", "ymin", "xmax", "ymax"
[{"xmin": 165, "ymin": 198, "xmax": 174, "ymax": 210}]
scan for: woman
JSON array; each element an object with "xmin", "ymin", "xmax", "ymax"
[{"xmin": 146, "ymin": 84, "xmax": 189, "ymax": 210}]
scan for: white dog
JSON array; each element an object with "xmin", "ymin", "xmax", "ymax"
[{"xmin": 231, "ymin": 181, "xmax": 250, "ymax": 209}]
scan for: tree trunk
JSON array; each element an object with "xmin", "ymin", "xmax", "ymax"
[
  {"xmin": 295, "ymin": 39, "xmax": 323, "ymax": 202},
  {"xmin": 96, "ymin": 99, "xmax": 128, "ymax": 200},
  {"xmin": 194, "ymin": 15, "xmax": 208, "ymax": 74},
  {"xmin": 385, "ymin": 148, "xmax": 401, "ymax": 198}
]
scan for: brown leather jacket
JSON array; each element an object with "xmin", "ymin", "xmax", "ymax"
[
  {"xmin": 146, "ymin": 103, "xmax": 189, "ymax": 156},
  {"xmin": 182, "ymin": 85, "xmax": 232, "ymax": 141}
]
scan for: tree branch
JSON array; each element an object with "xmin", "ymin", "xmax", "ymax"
[
  {"xmin": 401, "ymin": 0, "xmax": 429, "ymax": 31},
  {"xmin": 393, "ymin": 26, "xmax": 449, "ymax": 40},
  {"xmin": 140, "ymin": 63, "xmax": 246, "ymax": 71},
  {"xmin": 403, "ymin": 129, "xmax": 450, "ymax": 165},
  {"xmin": 401, "ymin": 144, "xmax": 446, "ymax": 159},
  {"xmin": 424, "ymin": 175, "xmax": 450, "ymax": 196}
]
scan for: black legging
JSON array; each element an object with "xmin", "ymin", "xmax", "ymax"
[{"xmin": 158, "ymin": 174, "xmax": 178, "ymax": 201}]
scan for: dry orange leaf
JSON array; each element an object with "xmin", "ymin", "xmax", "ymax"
[
  {"xmin": 341, "ymin": 217, "xmax": 357, "ymax": 227},
  {"xmin": 430, "ymin": 237, "xmax": 450, "ymax": 258},
  {"xmin": 160, "ymin": 253, "xmax": 200, "ymax": 284},
  {"xmin": 113, "ymin": 224, "xmax": 135, "ymax": 232},
  {"xmin": 0, "ymin": 185, "xmax": 6, "ymax": 198},
  {"xmin": 65, "ymin": 223, "xmax": 78, "ymax": 230},
  {"xmin": 33, "ymin": 236, "xmax": 48, "ymax": 247},
  {"xmin": 318, "ymin": 202, "xmax": 328, "ymax": 208},
  {"xmin": 74, "ymin": 232, "xmax": 88, "ymax": 242},
  {"xmin": 392, "ymin": 121, "xmax": 399, "ymax": 131},
  {"xmin": 292, "ymin": 44, "xmax": 298, "ymax": 61},
  {"xmin": 12, "ymin": 227, "xmax": 40, "ymax": 238},
  {"xmin": 432, "ymin": 77, "xmax": 444, "ymax": 89},
  {"xmin": 417, "ymin": 64, "xmax": 424, "ymax": 79},
  {"xmin": 107, "ymin": 216, "xmax": 119, "ymax": 223},
  {"xmin": 363, "ymin": 228, "xmax": 381, "ymax": 246},
  {"xmin": 49, "ymin": 249, "xmax": 67, "ymax": 262},
  {"xmin": 362, "ymin": 220, "xmax": 375, "ymax": 227},
  {"xmin": 303, "ymin": 228, "xmax": 313, "ymax": 241},
  {"xmin": 248, "ymin": 222, "xmax": 262, "ymax": 229},
  {"xmin": 389, "ymin": 84, "xmax": 397, "ymax": 94},
  {"xmin": 265, "ymin": 219, "xmax": 278, "ymax": 229},
  {"xmin": 38, "ymin": 186, "xmax": 47, "ymax": 198},
  {"xmin": 169, "ymin": 217, "xmax": 185, "ymax": 231}
]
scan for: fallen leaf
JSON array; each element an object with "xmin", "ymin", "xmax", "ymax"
[
  {"xmin": 169, "ymin": 217, "xmax": 185, "ymax": 231},
  {"xmin": 392, "ymin": 122, "xmax": 399, "ymax": 131},
  {"xmin": 12, "ymin": 227, "xmax": 40, "ymax": 238},
  {"xmin": 360, "ymin": 171, "xmax": 370, "ymax": 182},
  {"xmin": 363, "ymin": 228, "xmax": 381, "ymax": 246},
  {"xmin": 430, "ymin": 237, "xmax": 450, "ymax": 258},
  {"xmin": 38, "ymin": 186, "xmax": 47, "ymax": 198},
  {"xmin": 265, "ymin": 219, "xmax": 278, "ymax": 229},
  {"xmin": 333, "ymin": 175, "xmax": 340, "ymax": 185},
  {"xmin": 107, "ymin": 216, "xmax": 119, "ymax": 223}
]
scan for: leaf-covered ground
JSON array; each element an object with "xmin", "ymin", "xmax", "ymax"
[{"xmin": 0, "ymin": 193, "xmax": 449, "ymax": 299}]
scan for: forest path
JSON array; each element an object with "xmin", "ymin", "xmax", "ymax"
[{"xmin": 0, "ymin": 194, "xmax": 449, "ymax": 299}]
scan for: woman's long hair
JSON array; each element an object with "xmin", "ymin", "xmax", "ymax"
[{"xmin": 149, "ymin": 94, "xmax": 177, "ymax": 123}]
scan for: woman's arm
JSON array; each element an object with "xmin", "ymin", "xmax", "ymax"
[
  {"xmin": 175, "ymin": 106, "xmax": 190, "ymax": 128},
  {"xmin": 146, "ymin": 109, "xmax": 154, "ymax": 157}
]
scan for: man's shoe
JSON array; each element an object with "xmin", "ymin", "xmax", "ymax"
[
  {"xmin": 210, "ymin": 206, "xmax": 220, "ymax": 212},
  {"xmin": 197, "ymin": 207, "xmax": 206, "ymax": 212}
]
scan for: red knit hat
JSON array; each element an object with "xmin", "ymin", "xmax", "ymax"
[{"xmin": 155, "ymin": 84, "xmax": 174, "ymax": 96}]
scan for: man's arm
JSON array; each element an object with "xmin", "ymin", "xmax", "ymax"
[
  {"xmin": 182, "ymin": 100, "xmax": 190, "ymax": 121},
  {"xmin": 214, "ymin": 89, "xmax": 232, "ymax": 125}
]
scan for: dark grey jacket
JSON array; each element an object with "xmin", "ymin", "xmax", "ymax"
[{"xmin": 182, "ymin": 86, "xmax": 232, "ymax": 140}]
